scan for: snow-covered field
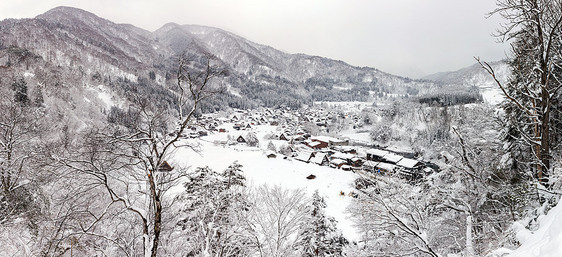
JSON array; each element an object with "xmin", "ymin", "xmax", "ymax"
[
  {"xmin": 480, "ymin": 85, "xmax": 504, "ymax": 105},
  {"xmin": 170, "ymin": 126, "xmax": 362, "ymax": 241}
]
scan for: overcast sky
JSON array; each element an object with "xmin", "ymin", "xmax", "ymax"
[{"xmin": 0, "ymin": 0, "xmax": 509, "ymax": 78}]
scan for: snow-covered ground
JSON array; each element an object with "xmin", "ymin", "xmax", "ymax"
[
  {"xmin": 490, "ymin": 200, "xmax": 562, "ymax": 257},
  {"xmin": 340, "ymin": 129, "xmax": 372, "ymax": 145},
  {"xmin": 170, "ymin": 127, "xmax": 361, "ymax": 241},
  {"xmin": 85, "ymin": 84, "xmax": 121, "ymax": 108},
  {"xmin": 480, "ymin": 85, "xmax": 504, "ymax": 105}
]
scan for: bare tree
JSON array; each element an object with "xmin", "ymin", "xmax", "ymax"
[
  {"xmin": 244, "ymin": 185, "xmax": 308, "ymax": 257},
  {"xmin": 349, "ymin": 176, "xmax": 441, "ymax": 257},
  {"xmin": 0, "ymin": 88, "xmax": 46, "ymax": 223},
  {"xmin": 57, "ymin": 55, "xmax": 226, "ymax": 257}
]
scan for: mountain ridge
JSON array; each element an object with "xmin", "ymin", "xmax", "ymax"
[{"xmin": 0, "ymin": 6, "xmax": 484, "ymax": 110}]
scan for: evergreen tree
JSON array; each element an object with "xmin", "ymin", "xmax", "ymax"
[
  {"xmin": 177, "ymin": 164, "xmax": 250, "ymax": 257},
  {"xmin": 500, "ymin": 31, "xmax": 540, "ymax": 184},
  {"xmin": 32, "ymin": 86, "xmax": 44, "ymax": 107},
  {"xmin": 267, "ymin": 141, "xmax": 277, "ymax": 152},
  {"xmin": 245, "ymin": 132, "xmax": 259, "ymax": 147},
  {"xmin": 298, "ymin": 190, "xmax": 347, "ymax": 257},
  {"xmin": 222, "ymin": 161, "xmax": 246, "ymax": 189},
  {"xmin": 481, "ymin": 0, "xmax": 562, "ymax": 187},
  {"xmin": 11, "ymin": 77, "xmax": 28, "ymax": 105}
]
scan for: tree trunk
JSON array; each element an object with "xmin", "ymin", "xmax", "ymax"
[
  {"xmin": 538, "ymin": 85, "xmax": 550, "ymax": 187},
  {"xmin": 148, "ymin": 172, "xmax": 162, "ymax": 257},
  {"xmin": 151, "ymin": 200, "xmax": 162, "ymax": 257},
  {"xmin": 465, "ymin": 214, "xmax": 475, "ymax": 257}
]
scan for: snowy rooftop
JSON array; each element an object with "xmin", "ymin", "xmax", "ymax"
[
  {"xmin": 308, "ymin": 141, "xmax": 322, "ymax": 147},
  {"xmin": 363, "ymin": 160, "xmax": 377, "ymax": 168},
  {"xmin": 311, "ymin": 135, "xmax": 345, "ymax": 143},
  {"xmin": 376, "ymin": 162, "xmax": 396, "ymax": 171},
  {"xmin": 330, "ymin": 158, "xmax": 347, "ymax": 165},
  {"xmin": 331, "ymin": 152, "xmax": 355, "ymax": 160},
  {"xmin": 311, "ymin": 136, "xmax": 336, "ymax": 142},
  {"xmin": 366, "ymin": 148, "xmax": 389, "ymax": 157},
  {"xmin": 396, "ymin": 158, "xmax": 419, "ymax": 169},
  {"xmin": 310, "ymin": 153, "xmax": 328, "ymax": 164},
  {"xmin": 295, "ymin": 151, "xmax": 314, "ymax": 162},
  {"xmin": 383, "ymin": 153, "xmax": 403, "ymax": 164}
]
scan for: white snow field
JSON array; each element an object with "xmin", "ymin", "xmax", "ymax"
[{"xmin": 171, "ymin": 130, "xmax": 361, "ymax": 241}]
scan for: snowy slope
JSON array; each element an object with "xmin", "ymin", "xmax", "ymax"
[{"xmin": 504, "ymin": 200, "xmax": 562, "ymax": 257}]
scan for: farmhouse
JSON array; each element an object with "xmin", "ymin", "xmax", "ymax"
[
  {"xmin": 396, "ymin": 158, "xmax": 421, "ymax": 170},
  {"xmin": 364, "ymin": 161, "xmax": 396, "ymax": 174},
  {"xmin": 310, "ymin": 153, "xmax": 329, "ymax": 166},
  {"xmin": 295, "ymin": 151, "xmax": 315, "ymax": 163},
  {"xmin": 366, "ymin": 149, "xmax": 390, "ymax": 161},
  {"xmin": 382, "ymin": 153, "xmax": 403, "ymax": 164},
  {"xmin": 306, "ymin": 140, "xmax": 326, "ymax": 149},
  {"xmin": 309, "ymin": 136, "xmax": 349, "ymax": 148},
  {"xmin": 334, "ymin": 145, "xmax": 357, "ymax": 154},
  {"xmin": 330, "ymin": 158, "xmax": 347, "ymax": 169},
  {"xmin": 330, "ymin": 152, "xmax": 355, "ymax": 163},
  {"xmin": 350, "ymin": 157, "xmax": 363, "ymax": 167}
]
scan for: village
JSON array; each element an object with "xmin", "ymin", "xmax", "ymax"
[{"xmin": 180, "ymin": 105, "xmax": 437, "ymax": 181}]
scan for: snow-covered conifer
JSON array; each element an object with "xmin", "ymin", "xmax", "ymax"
[{"xmin": 298, "ymin": 190, "xmax": 347, "ymax": 257}]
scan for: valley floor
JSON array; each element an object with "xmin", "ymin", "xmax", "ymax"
[{"xmin": 171, "ymin": 125, "xmax": 364, "ymax": 241}]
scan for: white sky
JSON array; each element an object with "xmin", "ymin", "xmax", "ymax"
[{"xmin": 0, "ymin": 0, "xmax": 509, "ymax": 78}]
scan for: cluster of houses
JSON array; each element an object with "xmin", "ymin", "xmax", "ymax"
[
  {"xmin": 279, "ymin": 135, "xmax": 433, "ymax": 180},
  {"xmin": 189, "ymin": 106, "xmax": 365, "ymax": 138},
  {"xmin": 187, "ymin": 107, "xmax": 433, "ymax": 180}
]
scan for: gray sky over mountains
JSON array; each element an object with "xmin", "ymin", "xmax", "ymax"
[{"xmin": 0, "ymin": 0, "xmax": 509, "ymax": 78}]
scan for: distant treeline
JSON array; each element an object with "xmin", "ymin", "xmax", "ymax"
[
  {"xmin": 101, "ymin": 63, "xmax": 484, "ymax": 114},
  {"xmin": 416, "ymin": 88, "xmax": 483, "ymax": 106}
]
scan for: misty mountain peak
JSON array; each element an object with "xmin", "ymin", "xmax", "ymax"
[{"xmin": 37, "ymin": 6, "xmax": 110, "ymax": 26}]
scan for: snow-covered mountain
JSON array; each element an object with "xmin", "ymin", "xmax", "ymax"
[
  {"xmin": 423, "ymin": 60, "xmax": 510, "ymax": 104},
  {"xmin": 0, "ymin": 6, "xmax": 474, "ymax": 110}
]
